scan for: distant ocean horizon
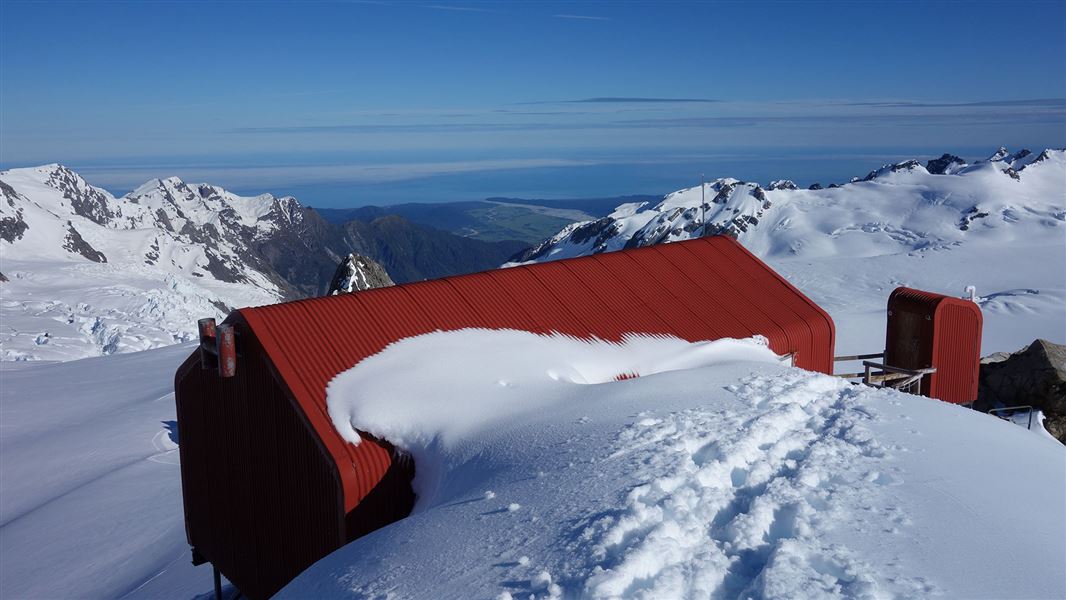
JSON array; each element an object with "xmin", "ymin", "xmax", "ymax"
[{"xmin": 1, "ymin": 145, "xmax": 1040, "ymax": 208}]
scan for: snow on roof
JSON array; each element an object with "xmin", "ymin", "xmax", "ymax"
[{"xmin": 283, "ymin": 329, "xmax": 1066, "ymax": 599}]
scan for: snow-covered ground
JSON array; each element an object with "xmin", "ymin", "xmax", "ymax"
[
  {"xmin": 283, "ymin": 329, "xmax": 1065, "ymax": 599},
  {"xmin": 0, "ymin": 343, "xmax": 228, "ymax": 599},
  {"xmin": 4, "ymin": 332, "xmax": 1063, "ymax": 599}
]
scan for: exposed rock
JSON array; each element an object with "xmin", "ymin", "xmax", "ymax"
[
  {"xmin": 62, "ymin": 223, "xmax": 106, "ymax": 263},
  {"xmin": 0, "ymin": 272, "xmax": 7, "ymax": 282},
  {"xmin": 768, "ymin": 180, "xmax": 797, "ymax": 191},
  {"xmin": 45, "ymin": 164, "xmax": 122, "ymax": 226},
  {"xmin": 926, "ymin": 154, "xmax": 967, "ymax": 175},
  {"xmin": 987, "ymin": 147, "xmax": 1011, "ymax": 162},
  {"xmin": 1028, "ymin": 149, "xmax": 1054, "ymax": 167},
  {"xmin": 327, "ymin": 253, "xmax": 394, "ymax": 295},
  {"xmin": 863, "ymin": 159, "xmax": 925, "ymax": 182},
  {"xmin": 981, "ymin": 352, "xmax": 1011, "ymax": 364},
  {"xmin": 1, "ymin": 179, "xmax": 30, "ymax": 242},
  {"xmin": 0, "ymin": 211, "xmax": 28, "ymax": 242},
  {"xmin": 569, "ymin": 217, "xmax": 618, "ymax": 247},
  {"xmin": 712, "ymin": 182, "xmax": 736, "ymax": 204},
  {"xmin": 808, "ymin": 183, "xmax": 823, "ymax": 191},
  {"xmin": 958, "ymin": 205, "xmax": 990, "ymax": 231},
  {"xmin": 976, "ymin": 339, "xmax": 1066, "ymax": 443},
  {"xmin": 892, "ymin": 159, "xmax": 922, "ymax": 172}
]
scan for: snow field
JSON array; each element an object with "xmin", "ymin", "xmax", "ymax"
[
  {"xmin": 0, "ymin": 343, "xmax": 230, "ymax": 599},
  {"xmin": 572, "ymin": 372, "xmax": 923, "ymax": 599},
  {"xmin": 287, "ymin": 329, "xmax": 1066, "ymax": 599}
]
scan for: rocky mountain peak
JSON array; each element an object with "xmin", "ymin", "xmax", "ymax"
[
  {"xmin": 926, "ymin": 154, "xmax": 968, "ymax": 175},
  {"xmin": 509, "ymin": 147, "xmax": 1066, "ymax": 268},
  {"xmin": 327, "ymin": 253, "xmax": 395, "ymax": 295},
  {"xmin": 987, "ymin": 147, "xmax": 1012, "ymax": 162},
  {"xmin": 862, "ymin": 159, "xmax": 927, "ymax": 182}
]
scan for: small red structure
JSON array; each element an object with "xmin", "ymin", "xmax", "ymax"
[
  {"xmin": 885, "ymin": 287, "xmax": 983, "ymax": 404},
  {"xmin": 174, "ymin": 236, "xmax": 835, "ymax": 598}
]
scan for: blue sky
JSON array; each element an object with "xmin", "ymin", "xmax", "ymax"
[{"xmin": 2, "ymin": 0, "xmax": 1064, "ymax": 205}]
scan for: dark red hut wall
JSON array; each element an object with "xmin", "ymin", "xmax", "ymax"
[
  {"xmin": 175, "ymin": 323, "xmax": 347, "ymax": 600},
  {"xmin": 239, "ymin": 236, "xmax": 835, "ymax": 514}
]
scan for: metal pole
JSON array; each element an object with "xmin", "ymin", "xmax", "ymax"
[
  {"xmin": 213, "ymin": 565, "xmax": 222, "ymax": 600},
  {"xmin": 700, "ymin": 174, "xmax": 706, "ymax": 237}
]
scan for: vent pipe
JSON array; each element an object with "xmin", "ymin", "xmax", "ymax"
[
  {"xmin": 216, "ymin": 324, "xmax": 236, "ymax": 378},
  {"xmin": 198, "ymin": 318, "xmax": 218, "ymax": 369}
]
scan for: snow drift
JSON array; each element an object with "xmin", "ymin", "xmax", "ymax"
[{"xmin": 291, "ymin": 329, "xmax": 1066, "ymax": 599}]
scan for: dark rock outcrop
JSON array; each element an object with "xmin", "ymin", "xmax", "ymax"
[
  {"xmin": 327, "ymin": 253, "xmax": 394, "ymax": 295},
  {"xmin": 0, "ymin": 211, "xmax": 28, "ymax": 242},
  {"xmin": 958, "ymin": 206, "xmax": 990, "ymax": 231},
  {"xmin": 926, "ymin": 154, "xmax": 967, "ymax": 175},
  {"xmin": 976, "ymin": 339, "xmax": 1066, "ymax": 443},
  {"xmin": 768, "ymin": 180, "xmax": 797, "ymax": 191},
  {"xmin": 62, "ymin": 223, "xmax": 106, "ymax": 263}
]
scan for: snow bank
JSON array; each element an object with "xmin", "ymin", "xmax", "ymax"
[
  {"xmin": 327, "ymin": 330, "xmax": 781, "ymax": 503},
  {"xmin": 297, "ymin": 329, "xmax": 1066, "ymax": 599}
]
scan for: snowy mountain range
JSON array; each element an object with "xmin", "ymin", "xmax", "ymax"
[
  {"xmin": 510, "ymin": 147, "xmax": 1065, "ymax": 264},
  {"xmin": 0, "ymin": 165, "xmax": 522, "ymax": 360},
  {"xmin": 507, "ymin": 147, "xmax": 1065, "ymax": 365},
  {"xmin": 2, "ymin": 148, "xmax": 1063, "ymax": 361}
]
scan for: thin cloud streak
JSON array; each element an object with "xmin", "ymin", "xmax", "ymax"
[
  {"xmin": 553, "ymin": 14, "xmax": 611, "ymax": 21},
  {"xmin": 838, "ymin": 98, "xmax": 1066, "ymax": 108},
  {"xmin": 420, "ymin": 4, "xmax": 492, "ymax": 12},
  {"xmin": 520, "ymin": 97, "xmax": 719, "ymax": 105},
  {"xmin": 227, "ymin": 108, "xmax": 1066, "ymax": 135}
]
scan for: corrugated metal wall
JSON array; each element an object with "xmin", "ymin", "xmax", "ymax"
[
  {"xmin": 932, "ymin": 301, "xmax": 982, "ymax": 403},
  {"xmin": 176, "ymin": 321, "xmax": 349, "ymax": 600}
]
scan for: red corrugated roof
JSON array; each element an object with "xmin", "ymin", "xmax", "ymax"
[{"xmin": 237, "ymin": 236, "xmax": 835, "ymax": 513}]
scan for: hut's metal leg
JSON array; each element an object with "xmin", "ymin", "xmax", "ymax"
[{"xmin": 213, "ymin": 565, "xmax": 222, "ymax": 600}]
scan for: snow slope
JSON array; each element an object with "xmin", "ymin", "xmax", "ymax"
[
  {"xmin": 509, "ymin": 148, "xmax": 1066, "ymax": 357},
  {"xmin": 0, "ymin": 165, "xmax": 301, "ymax": 361},
  {"xmin": 283, "ymin": 329, "xmax": 1066, "ymax": 599},
  {"xmin": 0, "ymin": 343, "xmax": 226, "ymax": 599}
]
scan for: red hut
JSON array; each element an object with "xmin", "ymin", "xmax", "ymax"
[
  {"xmin": 174, "ymin": 235, "xmax": 835, "ymax": 598},
  {"xmin": 885, "ymin": 287, "xmax": 983, "ymax": 404}
]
